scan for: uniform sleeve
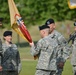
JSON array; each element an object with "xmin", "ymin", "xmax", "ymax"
[
  {"xmin": 16, "ymin": 49, "xmax": 22, "ymax": 74},
  {"xmin": 30, "ymin": 39, "xmax": 43, "ymax": 56},
  {"xmin": 68, "ymin": 33, "xmax": 76, "ymax": 44},
  {"xmin": 0, "ymin": 39, "xmax": 2, "ymax": 66},
  {"xmin": 57, "ymin": 34, "xmax": 71, "ymax": 61},
  {"xmin": 0, "ymin": 57, "xmax": 1, "ymax": 66}
]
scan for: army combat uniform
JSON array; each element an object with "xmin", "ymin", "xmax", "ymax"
[
  {"xmin": 67, "ymin": 22, "xmax": 76, "ymax": 75},
  {"xmin": 2, "ymin": 43, "xmax": 21, "ymax": 75},
  {"xmin": 49, "ymin": 30, "xmax": 70, "ymax": 75},
  {"xmin": 0, "ymin": 39, "xmax": 2, "ymax": 64},
  {"xmin": 30, "ymin": 34, "xmax": 59, "ymax": 75},
  {"xmin": 44, "ymin": 18, "xmax": 71, "ymax": 75},
  {"xmin": 0, "ymin": 39, "xmax": 3, "ymax": 75},
  {"xmin": 68, "ymin": 31, "xmax": 76, "ymax": 75},
  {"xmin": 71, "ymin": 37, "xmax": 76, "ymax": 75}
]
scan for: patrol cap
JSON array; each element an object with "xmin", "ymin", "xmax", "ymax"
[
  {"xmin": 0, "ymin": 18, "xmax": 3, "ymax": 21},
  {"xmin": 45, "ymin": 18, "xmax": 55, "ymax": 26},
  {"xmin": 74, "ymin": 21, "xmax": 76, "ymax": 26},
  {"xmin": 39, "ymin": 25, "xmax": 50, "ymax": 30},
  {"xmin": 3, "ymin": 31, "xmax": 12, "ymax": 37}
]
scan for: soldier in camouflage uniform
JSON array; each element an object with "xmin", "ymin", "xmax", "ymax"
[
  {"xmin": 0, "ymin": 39, "xmax": 3, "ymax": 75},
  {"xmin": 1, "ymin": 31, "xmax": 21, "ymax": 75},
  {"xmin": 68, "ymin": 22, "xmax": 76, "ymax": 75},
  {"xmin": 0, "ymin": 18, "xmax": 3, "ymax": 75},
  {"xmin": 29, "ymin": 25, "xmax": 59, "ymax": 75},
  {"xmin": 45, "ymin": 18, "xmax": 70, "ymax": 75}
]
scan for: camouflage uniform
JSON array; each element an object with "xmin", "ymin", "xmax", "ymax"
[
  {"xmin": 69, "ymin": 35, "xmax": 76, "ymax": 75},
  {"xmin": 49, "ymin": 30, "xmax": 70, "ymax": 75},
  {"xmin": 30, "ymin": 34, "xmax": 58, "ymax": 75},
  {"xmin": 0, "ymin": 39, "xmax": 3, "ymax": 75},
  {"xmin": 0, "ymin": 39, "xmax": 2, "ymax": 64},
  {"xmin": 2, "ymin": 43, "xmax": 21, "ymax": 75}
]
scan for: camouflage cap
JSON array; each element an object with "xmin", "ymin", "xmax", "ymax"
[
  {"xmin": 3, "ymin": 31, "xmax": 12, "ymax": 37},
  {"xmin": 45, "ymin": 18, "xmax": 55, "ymax": 26},
  {"xmin": 39, "ymin": 25, "xmax": 50, "ymax": 30},
  {"xmin": 74, "ymin": 21, "xmax": 76, "ymax": 26}
]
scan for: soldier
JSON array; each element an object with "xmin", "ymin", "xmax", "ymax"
[
  {"xmin": 0, "ymin": 39, "xmax": 3, "ymax": 75},
  {"xmin": 1, "ymin": 31, "xmax": 21, "ymax": 75},
  {"xmin": 68, "ymin": 22, "xmax": 76, "ymax": 75},
  {"xmin": 29, "ymin": 25, "xmax": 59, "ymax": 75},
  {"xmin": 45, "ymin": 18, "xmax": 70, "ymax": 75},
  {"xmin": 0, "ymin": 17, "xmax": 3, "ymax": 75}
]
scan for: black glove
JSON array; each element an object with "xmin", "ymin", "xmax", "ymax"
[{"xmin": 57, "ymin": 62, "xmax": 64, "ymax": 69}]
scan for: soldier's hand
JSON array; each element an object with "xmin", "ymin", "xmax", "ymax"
[
  {"xmin": 58, "ymin": 62, "xmax": 64, "ymax": 69},
  {"xmin": 34, "ymin": 55, "xmax": 38, "ymax": 60},
  {"xmin": 0, "ymin": 66, "xmax": 2, "ymax": 71},
  {"xmin": 29, "ymin": 42, "xmax": 34, "ymax": 47}
]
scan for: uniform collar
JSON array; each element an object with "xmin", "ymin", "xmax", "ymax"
[{"xmin": 49, "ymin": 30, "xmax": 56, "ymax": 38}]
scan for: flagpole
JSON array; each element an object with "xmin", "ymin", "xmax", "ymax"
[{"xmin": 17, "ymin": 34, "xmax": 20, "ymax": 47}]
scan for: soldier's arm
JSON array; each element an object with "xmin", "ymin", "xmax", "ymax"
[
  {"xmin": 17, "ymin": 50, "xmax": 22, "ymax": 74},
  {"xmin": 12, "ymin": 44, "xmax": 21, "ymax": 74},
  {"xmin": 0, "ymin": 39, "xmax": 2, "ymax": 64},
  {"xmin": 0, "ymin": 39, "xmax": 2, "ymax": 71},
  {"xmin": 0, "ymin": 54, "xmax": 2, "ymax": 66},
  {"xmin": 30, "ymin": 39, "xmax": 43, "ymax": 56},
  {"xmin": 68, "ymin": 32, "xmax": 76, "ymax": 44},
  {"xmin": 0, "ymin": 55, "xmax": 2, "ymax": 71},
  {"xmin": 57, "ymin": 35, "xmax": 71, "ymax": 60}
]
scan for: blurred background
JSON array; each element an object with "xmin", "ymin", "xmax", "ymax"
[{"xmin": 0, "ymin": 0, "xmax": 76, "ymax": 75}]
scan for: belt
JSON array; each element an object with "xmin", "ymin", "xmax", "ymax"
[
  {"xmin": 73, "ymin": 65, "xmax": 76, "ymax": 67},
  {"xmin": 36, "ymin": 69, "xmax": 56, "ymax": 72}
]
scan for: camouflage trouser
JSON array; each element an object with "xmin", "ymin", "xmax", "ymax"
[
  {"xmin": 56, "ymin": 62, "xmax": 64, "ymax": 75},
  {"xmin": 56, "ymin": 68, "xmax": 63, "ymax": 75},
  {"xmin": 35, "ymin": 69, "xmax": 56, "ymax": 75},
  {"xmin": 0, "ymin": 71, "xmax": 2, "ymax": 75},
  {"xmin": 72, "ymin": 65, "xmax": 76, "ymax": 75},
  {"xmin": 1, "ymin": 71, "xmax": 18, "ymax": 75}
]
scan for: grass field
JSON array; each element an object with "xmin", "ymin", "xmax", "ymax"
[{"xmin": 20, "ymin": 61, "xmax": 37, "ymax": 75}]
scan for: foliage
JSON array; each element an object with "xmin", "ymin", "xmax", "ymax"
[{"xmin": 0, "ymin": 0, "xmax": 76, "ymax": 28}]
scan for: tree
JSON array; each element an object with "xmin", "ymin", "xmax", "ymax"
[{"xmin": 0, "ymin": 0, "xmax": 76, "ymax": 29}]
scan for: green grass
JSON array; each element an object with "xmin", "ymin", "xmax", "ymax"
[
  {"xmin": 20, "ymin": 61, "xmax": 37, "ymax": 75},
  {"xmin": 19, "ymin": 47, "xmax": 33, "ymax": 59},
  {"xmin": 62, "ymin": 59, "xmax": 73, "ymax": 75}
]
